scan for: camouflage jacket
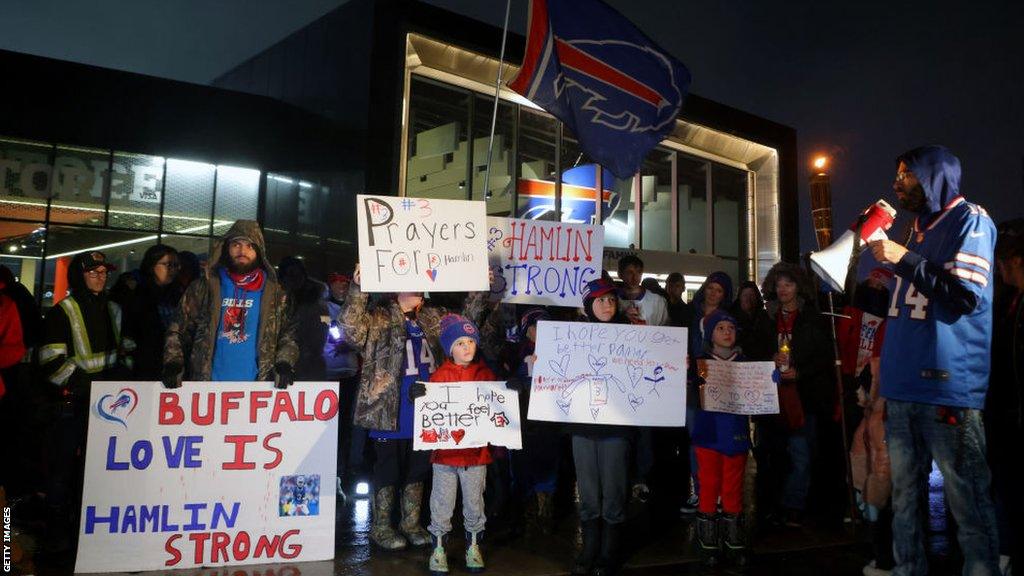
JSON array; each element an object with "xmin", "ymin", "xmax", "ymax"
[
  {"xmin": 163, "ymin": 221, "xmax": 299, "ymax": 381},
  {"xmin": 341, "ymin": 286, "xmax": 490, "ymax": 431}
]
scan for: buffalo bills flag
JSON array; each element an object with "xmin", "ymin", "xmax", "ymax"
[{"xmin": 508, "ymin": 0, "xmax": 691, "ymax": 179}]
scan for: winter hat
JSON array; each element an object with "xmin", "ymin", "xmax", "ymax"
[
  {"xmin": 582, "ymin": 277, "xmax": 617, "ymax": 301},
  {"xmin": 702, "ymin": 309, "xmax": 738, "ymax": 350},
  {"xmin": 519, "ymin": 307, "xmax": 551, "ymax": 335},
  {"xmin": 440, "ymin": 313, "xmax": 481, "ymax": 357}
]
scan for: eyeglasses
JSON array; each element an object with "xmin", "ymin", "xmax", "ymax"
[
  {"xmin": 85, "ymin": 269, "xmax": 108, "ymax": 278},
  {"xmin": 895, "ymin": 171, "xmax": 915, "ymax": 183},
  {"xmin": 156, "ymin": 261, "xmax": 181, "ymax": 269}
]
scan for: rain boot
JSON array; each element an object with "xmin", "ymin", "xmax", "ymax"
[
  {"xmin": 536, "ymin": 492, "xmax": 554, "ymax": 535},
  {"xmin": 370, "ymin": 486, "xmax": 407, "ymax": 550},
  {"xmin": 571, "ymin": 519, "xmax": 601, "ymax": 575},
  {"xmin": 399, "ymin": 482, "xmax": 432, "ymax": 546},
  {"xmin": 696, "ymin": 512, "xmax": 720, "ymax": 567},
  {"xmin": 429, "ymin": 534, "xmax": 449, "ymax": 575},
  {"xmin": 720, "ymin": 513, "xmax": 748, "ymax": 567},
  {"xmin": 592, "ymin": 521, "xmax": 620, "ymax": 576},
  {"xmin": 465, "ymin": 530, "xmax": 485, "ymax": 573}
]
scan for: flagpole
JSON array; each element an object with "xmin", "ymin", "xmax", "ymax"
[{"xmin": 483, "ymin": 0, "xmax": 513, "ymax": 200}]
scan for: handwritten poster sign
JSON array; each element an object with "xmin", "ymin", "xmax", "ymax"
[
  {"xmin": 75, "ymin": 382, "xmax": 339, "ymax": 573},
  {"xmin": 356, "ymin": 194, "xmax": 488, "ymax": 292},
  {"xmin": 699, "ymin": 360, "xmax": 780, "ymax": 415},
  {"xmin": 486, "ymin": 217, "xmax": 604, "ymax": 306},
  {"xmin": 529, "ymin": 321, "xmax": 687, "ymax": 426},
  {"xmin": 413, "ymin": 381, "xmax": 522, "ymax": 450}
]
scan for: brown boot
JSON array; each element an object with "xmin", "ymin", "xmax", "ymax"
[
  {"xmin": 371, "ymin": 486, "xmax": 407, "ymax": 550},
  {"xmin": 399, "ymin": 482, "xmax": 432, "ymax": 546}
]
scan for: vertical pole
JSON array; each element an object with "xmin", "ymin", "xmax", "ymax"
[{"xmin": 482, "ymin": 0, "xmax": 513, "ymax": 201}]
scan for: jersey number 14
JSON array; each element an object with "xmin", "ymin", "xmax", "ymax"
[{"xmin": 887, "ymin": 276, "xmax": 929, "ymax": 320}]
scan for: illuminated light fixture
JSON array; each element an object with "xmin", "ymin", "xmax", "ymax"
[
  {"xmin": 813, "ymin": 155, "xmax": 828, "ymax": 174},
  {"xmin": 167, "ymin": 158, "xmax": 215, "ymax": 176},
  {"xmin": 7, "ymin": 245, "xmax": 17, "ymax": 253},
  {"xmin": 269, "ymin": 175, "xmax": 294, "ymax": 184},
  {"xmin": 355, "ymin": 482, "xmax": 370, "ymax": 496},
  {"xmin": 298, "ymin": 181, "xmax": 313, "ymax": 189}
]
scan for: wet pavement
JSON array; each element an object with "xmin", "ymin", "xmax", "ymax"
[{"xmin": 20, "ymin": 463, "xmax": 964, "ymax": 576}]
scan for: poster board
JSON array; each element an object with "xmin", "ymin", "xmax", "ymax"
[
  {"xmin": 699, "ymin": 360, "xmax": 780, "ymax": 415},
  {"xmin": 486, "ymin": 217, "xmax": 604, "ymax": 306},
  {"xmin": 413, "ymin": 381, "xmax": 522, "ymax": 450},
  {"xmin": 356, "ymin": 194, "xmax": 488, "ymax": 292},
  {"xmin": 75, "ymin": 381, "xmax": 338, "ymax": 573},
  {"xmin": 528, "ymin": 321, "xmax": 687, "ymax": 426}
]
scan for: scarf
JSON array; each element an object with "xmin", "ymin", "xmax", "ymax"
[{"xmin": 221, "ymin": 268, "xmax": 265, "ymax": 342}]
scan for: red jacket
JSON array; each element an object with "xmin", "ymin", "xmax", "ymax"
[
  {"xmin": 428, "ymin": 359, "xmax": 495, "ymax": 467},
  {"xmin": 0, "ymin": 291, "xmax": 26, "ymax": 398}
]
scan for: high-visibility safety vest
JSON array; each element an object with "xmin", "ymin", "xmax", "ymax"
[{"xmin": 39, "ymin": 297, "xmax": 136, "ymax": 386}]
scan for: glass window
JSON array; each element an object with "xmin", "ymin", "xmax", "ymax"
[
  {"xmin": 264, "ymin": 173, "xmax": 298, "ymax": 235},
  {"xmin": 515, "ymin": 108, "xmax": 558, "ymax": 220},
  {"xmin": 712, "ymin": 164, "xmax": 749, "ymax": 260},
  {"xmin": 605, "ymin": 174, "xmax": 636, "ymax": 249},
  {"xmin": 470, "ymin": 94, "xmax": 515, "ymax": 215},
  {"xmin": 163, "ymin": 158, "xmax": 215, "ymax": 234},
  {"xmin": 0, "ymin": 137, "xmax": 52, "ymax": 221},
  {"xmin": 295, "ymin": 176, "xmax": 326, "ymax": 242},
  {"xmin": 639, "ymin": 148, "xmax": 674, "ymax": 251},
  {"xmin": 108, "ymin": 151, "xmax": 163, "ymax": 231},
  {"xmin": 214, "ymin": 165, "xmax": 260, "ymax": 231},
  {"xmin": 41, "ymin": 226, "xmax": 157, "ymax": 308},
  {"xmin": 559, "ymin": 131, "xmax": 605, "ymax": 225},
  {"xmin": 0, "ymin": 220, "xmax": 45, "ymax": 296},
  {"xmin": 49, "ymin": 145, "xmax": 110, "ymax": 227},
  {"xmin": 405, "ymin": 76, "xmax": 471, "ymax": 200},
  {"xmin": 677, "ymin": 155, "xmax": 708, "ymax": 254}
]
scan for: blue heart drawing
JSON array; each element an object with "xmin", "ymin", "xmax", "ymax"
[{"xmin": 96, "ymin": 388, "xmax": 139, "ymax": 428}]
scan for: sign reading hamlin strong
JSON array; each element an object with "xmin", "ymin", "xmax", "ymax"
[{"xmin": 75, "ymin": 382, "xmax": 339, "ymax": 573}]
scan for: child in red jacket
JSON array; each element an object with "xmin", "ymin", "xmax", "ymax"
[{"xmin": 410, "ymin": 314, "xmax": 494, "ymax": 575}]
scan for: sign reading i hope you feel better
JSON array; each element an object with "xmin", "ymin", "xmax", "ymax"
[
  {"xmin": 75, "ymin": 381, "xmax": 339, "ymax": 573},
  {"xmin": 356, "ymin": 194, "xmax": 489, "ymax": 292}
]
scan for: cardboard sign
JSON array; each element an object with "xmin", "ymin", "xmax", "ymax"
[
  {"xmin": 699, "ymin": 360, "xmax": 780, "ymax": 415},
  {"xmin": 75, "ymin": 382, "xmax": 339, "ymax": 573},
  {"xmin": 486, "ymin": 217, "xmax": 604, "ymax": 306},
  {"xmin": 356, "ymin": 194, "xmax": 488, "ymax": 292},
  {"xmin": 413, "ymin": 381, "xmax": 522, "ymax": 450},
  {"xmin": 529, "ymin": 321, "xmax": 687, "ymax": 426}
]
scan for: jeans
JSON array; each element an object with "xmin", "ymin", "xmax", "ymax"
[
  {"xmin": 781, "ymin": 413, "xmax": 816, "ymax": 512},
  {"xmin": 886, "ymin": 400, "xmax": 1000, "ymax": 576},
  {"xmin": 572, "ymin": 435, "xmax": 629, "ymax": 524}
]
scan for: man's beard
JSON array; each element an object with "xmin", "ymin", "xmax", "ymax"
[
  {"xmin": 229, "ymin": 258, "xmax": 258, "ymax": 274},
  {"xmin": 898, "ymin": 183, "xmax": 927, "ymax": 213}
]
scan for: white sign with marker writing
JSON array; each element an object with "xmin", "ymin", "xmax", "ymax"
[
  {"xmin": 699, "ymin": 360, "xmax": 780, "ymax": 415},
  {"xmin": 356, "ymin": 194, "xmax": 489, "ymax": 292},
  {"xmin": 528, "ymin": 321, "xmax": 687, "ymax": 426},
  {"xmin": 413, "ymin": 381, "xmax": 522, "ymax": 450}
]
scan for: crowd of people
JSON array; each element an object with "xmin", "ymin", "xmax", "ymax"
[{"xmin": 0, "ymin": 145, "xmax": 1021, "ymax": 576}]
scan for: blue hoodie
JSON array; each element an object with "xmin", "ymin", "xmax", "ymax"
[{"xmin": 880, "ymin": 145, "xmax": 996, "ymax": 409}]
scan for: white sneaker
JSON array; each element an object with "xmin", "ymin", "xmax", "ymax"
[{"xmin": 863, "ymin": 560, "xmax": 892, "ymax": 576}]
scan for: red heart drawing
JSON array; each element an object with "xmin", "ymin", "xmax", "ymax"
[
  {"xmin": 420, "ymin": 430, "xmax": 438, "ymax": 443},
  {"xmin": 425, "ymin": 269, "xmax": 438, "ymax": 281},
  {"xmin": 451, "ymin": 429, "xmax": 466, "ymax": 445}
]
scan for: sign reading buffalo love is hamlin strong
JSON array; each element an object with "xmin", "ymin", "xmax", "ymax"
[{"xmin": 75, "ymin": 382, "xmax": 339, "ymax": 573}]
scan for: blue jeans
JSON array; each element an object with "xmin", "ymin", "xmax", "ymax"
[
  {"xmin": 886, "ymin": 400, "xmax": 1000, "ymax": 576},
  {"xmin": 781, "ymin": 413, "xmax": 816, "ymax": 512}
]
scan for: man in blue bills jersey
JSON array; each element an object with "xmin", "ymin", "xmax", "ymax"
[{"xmin": 870, "ymin": 145, "xmax": 999, "ymax": 576}]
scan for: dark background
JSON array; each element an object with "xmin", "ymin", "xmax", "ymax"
[{"xmin": 3, "ymin": 0, "xmax": 1021, "ymax": 251}]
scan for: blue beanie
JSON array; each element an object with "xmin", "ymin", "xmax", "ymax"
[
  {"xmin": 701, "ymin": 309, "xmax": 738, "ymax": 350},
  {"xmin": 440, "ymin": 313, "xmax": 481, "ymax": 357}
]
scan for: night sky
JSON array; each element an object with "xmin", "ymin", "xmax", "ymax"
[{"xmin": 2, "ymin": 0, "xmax": 1022, "ymax": 253}]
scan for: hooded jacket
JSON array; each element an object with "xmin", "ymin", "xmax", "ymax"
[
  {"xmin": 39, "ymin": 252, "xmax": 131, "ymax": 390},
  {"xmin": 880, "ymin": 145, "xmax": 997, "ymax": 409},
  {"xmin": 340, "ymin": 284, "xmax": 491, "ymax": 432},
  {"xmin": 164, "ymin": 220, "xmax": 298, "ymax": 381},
  {"xmin": 690, "ymin": 272, "xmax": 734, "ymax": 357}
]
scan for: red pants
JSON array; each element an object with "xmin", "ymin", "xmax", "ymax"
[{"xmin": 695, "ymin": 447, "xmax": 747, "ymax": 515}]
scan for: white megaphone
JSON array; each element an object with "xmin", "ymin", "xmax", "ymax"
[{"xmin": 810, "ymin": 200, "xmax": 897, "ymax": 292}]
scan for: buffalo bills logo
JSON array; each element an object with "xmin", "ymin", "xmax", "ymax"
[
  {"xmin": 95, "ymin": 388, "xmax": 139, "ymax": 428},
  {"xmin": 552, "ymin": 39, "xmax": 685, "ymax": 134},
  {"xmin": 462, "ymin": 323, "xmax": 477, "ymax": 334}
]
